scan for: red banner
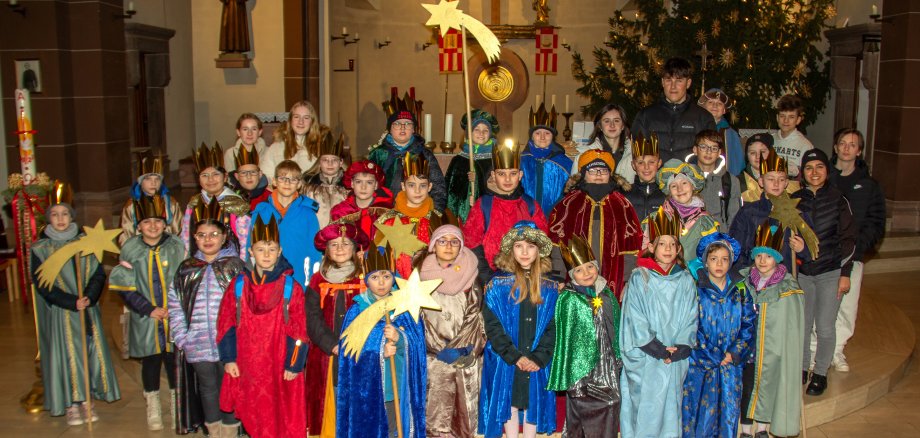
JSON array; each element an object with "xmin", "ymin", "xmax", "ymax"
[
  {"xmin": 439, "ymin": 28, "xmax": 463, "ymax": 73},
  {"xmin": 535, "ymin": 27, "xmax": 558, "ymax": 75}
]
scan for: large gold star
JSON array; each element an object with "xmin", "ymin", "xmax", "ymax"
[
  {"xmin": 421, "ymin": 0, "xmax": 501, "ymax": 63},
  {"xmin": 422, "ymin": 0, "xmax": 463, "ymax": 36},
  {"xmin": 390, "ymin": 269, "xmax": 442, "ymax": 322},
  {"xmin": 375, "ymin": 220, "xmax": 426, "ymax": 259},
  {"xmin": 36, "ymin": 219, "xmax": 122, "ymax": 288}
]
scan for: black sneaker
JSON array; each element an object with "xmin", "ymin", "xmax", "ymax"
[
  {"xmin": 806, "ymin": 373, "xmax": 828, "ymax": 396},
  {"xmin": 754, "ymin": 432, "xmax": 770, "ymax": 438},
  {"xmin": 740, "ymin": 434, "xmax": 753, "ymax": 438},
  {"xmin": 803, "ymin": 370, "xmax": 809, "ymax": 385}
]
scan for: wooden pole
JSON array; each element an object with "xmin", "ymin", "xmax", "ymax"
[
  {"xmin": 384, "ymin": 313, "xmax": 403, "ymax": 438},
  {"xmin": 74, "ymin": 254, "xmax": 93, "ymax": 431},
  {"xmin": 790, "ymin": 237, "xmax": 807, "ymax": 438},
  {"xmin": 460, "ymin": 24, "xmax": 476, "ymax": 206}
]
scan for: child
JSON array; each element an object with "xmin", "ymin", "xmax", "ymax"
[
  {"xmin": 216, "ymin": 215, "xmax": 307, "ymax": 437},
  {"xmin": 571, "ymin": 103, "xmax": 636, "ymax": 182},
  {"xmin": 301, "ymin": 125, "xmax": 349, "ymax": 228},
  {"xmin": 619, "ymin": 208, "xmax": 698, "ymax": 438},
  {"xmin": 521, "ymin": 103, "xmax": 573, "ymax": 214},
  {"xmin": 772, "ymin": 94, "xmax": 813, "ymax": 176},
  {"xmin": 223, "ymin": 112, "xmax": 267, "ymax": 172},
  {"xmin": 445, "ymin": 109, "xmax": 499, "ymax": 221},
  {"xmin": 624, "ymin": 134, "xmax": 666, "ymax": 220},
  {"xmin": 418, "ymin": 225, "xmax": 486, "ymax": 438},
  {"xmin": 182, "ymin": 142, "xmax": 251, "ymax": 260},
  {"xmin": 109, "ymin": 195, "xmax": 186, "ymax": 430},
  {"xmin": 32, "ymin": 182, "xmax": 121, "ymax": 425},
  {"xmin": 304, "ymin": 222, "xmax": 369, "ymax": 436},
  {"xmin": 479, "ymin": 221, "xmax": 558, "ymax": 438},
  {"xmin": 547, "ymin": 235, "xmax": 622, "ymax": 438},
  {"xmin": 261, "ymin": 101, "xmax": 320, "ymax": 179},
  {"xmin": 229, "ymin": 144, "xmax": 271, "ymax": 212},
  {"xmin": 738, "ymin": 221, "xmax": 805, "ymax": 438},
  {"xmin": 330, "ymin": 160, "xmax": 394, "ymax": 241},
  {"xmin": 462, "ymin": 140, "xmax": 548, "ymax": 284},
  {"xmin": 681, "ymin": 233, "xmax": 755, "ymax": 438},
  {"xmin": 687, "ymin": 129, "xmax": 741, "ymax": 226},
  {"xmin": 119, "ymin": 151, "xmax": 182, "ymax": 246},
  {"xmin": 251, "ymin": 160, "xmax": 323, "ymax": 287},
  {"xmin": 648, "ymin": 159, "xmax": 720, "ymax": 262},
  {"xmin": 697, "ymin": 88, "xmax": 745, "ymax": 176},
  {"xmin": 167, "ymin": 199, "xmax": 247, "ymax": 434},
  {"xmin": 337, "ymin": 245, "xmax": 427, "ymax": 438},
  {"xmin": 375, "ymin": 152, "xmax": 443, "ymax": 278}
]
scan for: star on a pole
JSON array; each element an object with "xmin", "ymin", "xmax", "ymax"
[
  {"xmin": 423, "ymin": 0, "xmax": 463, "ymax": 36},
  {"xmin": 390, "ymin": 269, "xmax": 442, "ymax": 322},
  {"xmin": 375, "ymin": 220, "xmax": 426, "ymax": 259},
  {"xmin": 768, "ymin": 193, "xmax": 820, "ymax": 258},
  {"xmin": 36, "ymin": 219, "xmax": 121, "ymax": 288}
]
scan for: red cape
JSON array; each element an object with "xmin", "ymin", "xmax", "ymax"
[{"xmin": 462, "ymin": 194, "xmax": 548, "ymax": 269}]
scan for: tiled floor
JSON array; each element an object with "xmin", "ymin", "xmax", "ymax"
[{"xmin": 1, "ymin": 271, "xmax": 918, "ymax": 437}]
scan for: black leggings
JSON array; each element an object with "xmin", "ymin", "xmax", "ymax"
[
  {"xmin": 141, "ymin": 352, "xmax": 176, "ymax": 392},
  {"xmin": 740, "ymin": 362, "xmax": 756, "ymax": 425}
]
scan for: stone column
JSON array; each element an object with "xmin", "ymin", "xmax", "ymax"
[
  {"xmin": 1, "ymin": 1, "xmax": 132, "ymax": 226},
  {"xmin": 873, "ymin": 1, "xmax": 920, "ymax": 231}
]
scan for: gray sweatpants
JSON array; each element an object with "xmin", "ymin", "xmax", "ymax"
[{"xmin": 800, "ymin": 269, "xmax": 842, "ymax": 375}]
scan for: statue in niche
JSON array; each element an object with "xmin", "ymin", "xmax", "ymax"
[
  {"xmin": 219, "ymin": 0, "xmax": 251, "ymax": 53},
  {"xmin": 533, "ymin": 0, "xmax": 550, "ymax": 25}
]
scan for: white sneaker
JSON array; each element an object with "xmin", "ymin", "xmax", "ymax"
[
  {"xmin": 66, "ymin": 405, "xmax": 84, "ymax": 426},
  {"xmin": 82, "ymin": 402, "xmax": 99, "ymax": 423},
  {"xmin": 833, "ymin": 354, "xmax": 850, "ymax": 372}
]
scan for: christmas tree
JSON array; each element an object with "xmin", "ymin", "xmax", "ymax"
[{"xmin": 571, "ymin": 0, "xmax": 835, "ymax": 129}]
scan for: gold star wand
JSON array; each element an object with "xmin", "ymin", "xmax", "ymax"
[
  {"xmin": 35, "ymin": 219, "xmax": 121, "ymax": 432},
  {"xmin": 422, "ymin": 0, "xmax": 502, "ymax": 207}
]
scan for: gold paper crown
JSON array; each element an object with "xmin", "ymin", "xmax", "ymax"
[
  {"xmin": 402, "ymin": 152, "xmax": 430, "ymax": 179},
  {"xmin": 754, "ymin": 219, "xmax": 785, "ymax": 252},
  {"xmin": 251, "ymin": 214, "xmax": 280, "ymax": 245},
  {"xmin": 632, "ymin": 133, "xmax": 660, "ymax": 159},
  {"xmin": 192, "ymin": 196, "xmax": 225, "ymax": 224},
  {"xmin": 492, "ymin": 140, "xmax": 522, "ymax": 170},
  {"xmin": 648, "ymin": 206, "xmax": 683, "ymax": 243},
  {"xmin": 559, "ymin": 234, "xmax": 596, "ymax": 271},
  {"xmin": 134, "ymin": 195, "xmax": 167, "ymax": 222},
  {"xmin": 49, "ymin": 180, "xmax": 73, "ymax": 205},
  {"xmin": 136, "ymin": 151, "xmax": 165, "ymax": 177},
  {"xmin": 529, "ymin": 102, "xmax": 558, "ymax": 132},
  {"xmin": 383, "ymin": 87, "xmax": 424, "ymax": 124},
  {"xmin": 315, "ymin": 126, "xmax": 347, "ymax": 159},
  {"xmin": 234, "ymin": 145, "xmax": 259, "ymax": 168},
  {"xmin": 363, "ymin": 245, "xmax": 394, "ymax": 275},
  {"xmin": 193, "ymin": 142, "xmax": 224, "ymax": 174},
  {"xmin": 759, "ymin": 147, "xmax": 788, "ymax": 175}
]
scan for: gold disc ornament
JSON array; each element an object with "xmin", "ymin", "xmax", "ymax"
[{"xmin": 478, "ymin": 66, "xmax": 514, "ymax": 102}]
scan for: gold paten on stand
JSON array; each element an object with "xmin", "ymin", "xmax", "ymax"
[{"xmin": 440, "ymin": 141, "xmax": 458, "ymax": 154}]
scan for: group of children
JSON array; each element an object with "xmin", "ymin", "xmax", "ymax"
[{"xmin": 28, "ymin": 92, "xmax": 847, "ymax": 438}]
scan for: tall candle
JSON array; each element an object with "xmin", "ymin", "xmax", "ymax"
[
  {"xmin": 424, "ymin": 114, "xmax": 432, "ymax": 141},
  {"xmin": 535, "ymin": 94, "xmax": 541, "ymax": 108},
  {"xmin": 15, "ymin": 89, "xmax": 36, "ymax": 185},
  {"xmin": 444, "ymin": 114, "xmax": 453, "ymax": 142},
  {"xmin": 342, "ymin": 26, "xmax": 348, "ymax": 35},
  {"xmin": 565, "ymin": 95, "xmax": 570, "ymax": 113},
  {"xmin": 128, "ymin": 1, "xmax": 135, "ymax": 11},
  {"xmin": 871, "ymin": 4, "xmax": 877, "ymax": 15},
  {"xmin": 551, "ymin": 94, "xmax": 556, "ymax": 108}
]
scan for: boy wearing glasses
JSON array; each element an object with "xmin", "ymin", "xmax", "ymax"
[
  {"xmin": 549, "ymin": 150, "xmax": 643, "ymax": 297},
  {"xmin": 251, "ymin": 160, "xmax": 323, "ymax": 287},
  {"xmin": 230, "ymin": 144, "xmax": 271, "ymax": 212},
  {"xmin": 688, "ymin": 130, "xmax": 741, "ymax": 227},
  {"xmin": 368, "ymin": 104, "xmax": 447, "ymax": 211}
]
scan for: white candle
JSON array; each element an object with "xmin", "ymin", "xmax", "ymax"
[
  {"xmin": 565, "ymin": 95, "xmax": 570, "ymax": 113},
  {"xmin": 551, "ymin": 94, "xmax": 556, "ymax": 108},
  {"xmin": 385, "ymin": 36, "xmax": 391, "ymax": 43},
  {"xmin": 128, "ymin": 1, "xmax": 135, "ymax": 11},
  {"xmin": 342, "ymin": 26, "xmax": 348, "ymax": 35},
  {"xmin": 561, "ymin": 38, "xmax": 567, "ymax": 45},
  {"xmin": 536, "ymin": 94, "xmax": 541, "ymax": 108},
  {"xmin": 424, "ymin": 114, "xmax": 432, "ymax": 141},
  {"xmin": 353, "ymin": 33, "xmax": 359, "ymax": 39},
  {"xmin": 15, "ymin": 89, "xmax": 37, "ymax": 185},
  {"xmin": 871, "ymin": 4, "xmax": 877, "ymax": 15},
  {"xmin": 444, "ymin": 114, "xmax": 454, "ymax": 142}
]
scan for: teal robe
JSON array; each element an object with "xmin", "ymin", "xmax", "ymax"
[{"xmin": 31, "ymin": 234, "xmax": 121, "ymax": 416}]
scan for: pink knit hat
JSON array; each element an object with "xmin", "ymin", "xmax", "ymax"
[{"xmin": 428, "ymin": 225, "xmax": 464, "ymax": 251}]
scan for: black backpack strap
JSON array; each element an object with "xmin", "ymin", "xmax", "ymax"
[
  {"xmin": 482, "ymin": 195, "xmax": 494, "ymax": 231},
  {"xmin": 720, "ymin": 172, "xmax": 732, "ymax": 223}
]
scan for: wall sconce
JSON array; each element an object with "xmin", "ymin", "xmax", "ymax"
[
  {"xmin": 116, "ymin": 1, "xmax": 136, "ymax": 19},
  {"xmin": 344, "ymin": 33, "xmax": 360, "ymax": 46},
  {"xmin": 561, "ymin": 38, "xmax": 571, "ymax": 52},
  {"xmin": 8, "ymin": 0, "xmax": 26, "ymax": 16},
  {"xmin": 333, "ymin": 59, "xmax": 355, "ymax": 72},
  {"xmin": 421, "ymin": 42, "xmax": 434, "ymax": 50},
  {"xmin": 377, "ymin": 37, "xmax": 392, "ymax": 49},
  {"xmin": 332, "ymin": 27, "xmax": 350, "ymax": 42}
]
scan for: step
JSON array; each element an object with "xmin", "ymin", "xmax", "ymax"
[
  {"xmin": 878, "ymin": 234, "xmax": 920, "ymax": 253},
  {"xmin": 864, "ymin": 250, "xmax": 920, "ymax": 274}
]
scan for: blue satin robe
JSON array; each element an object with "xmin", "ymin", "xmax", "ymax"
[
  {"xmin": 337, "ymin": 292, "xmax": 427, "ymax": 438},
  {"xmin": 479, "ymin": 275, "xmax": 559, "ymax": 438},
  {"xmin": 619, "ymin": 265, "xmax": 699, "ymax": 438},
  {"xmin": 520, "ymin": 142, "xmax": 573, "ymax": 215},
  {"xmin": 681, "ymin": 269, "xmax": 756, "ymax": 438}
]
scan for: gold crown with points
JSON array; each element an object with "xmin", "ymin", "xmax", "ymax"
[
  {"xmin": 529, "ymin": 102, "xmax": 558, "ymax": 132},
  {"xmin": 383, "ymin": 87, "xmax": 424, "ymax": 123},
  {"xmin": 193, "ymin": 142, "xmax": 224, "ymax": 174},
  {"xmin": 251, "ymin": 214, "xmax": 280, "ymax": 245},
  {"xmin": 136, "ymin": 150, "xmax": 165, "ymax": 177},
  {"xmin": 631, "ymin": 133, "xmax": 660, "ymax": 159},
  {"xmin": 647, "ymin": 206, "xmax": 683, "ymax": 243},
  {"xmin": 134, "ymin": 195, "xmax": 167, "ymax": 221},
  {"xmin": 192, "ymin": 196, "xmax": 225, "ymax": 224},
  {"xmin": 314, "ymin": 125, "xmax": 347, "ymax": 159},
  {"xmin": 492, "ymin": 140, "xmax": 523, "ymax": 170},
  {"xmin": 234, "ymin": 145, "xmax": 260, "ymax": 168},
  {"xmin": 759, "ymin": 147, "xmax": 789, "ymax": 175},
  {"xmin": 754, "ymin": 219, "xmax": 786, "ymax": 252},
  {"xmin": 402, "ymin": 152, "xmax": 430, "ymax": 179},
  {"xmin": 363, "ymin": 244, "xmax": 394, "ymax": 275},
  {"xmin": 49, "ymin": 180, "xmax": 73, "ymax": 205},
  {"xmin": 559, "ymin": 234, "xmax": 596, "ymax": 271}
]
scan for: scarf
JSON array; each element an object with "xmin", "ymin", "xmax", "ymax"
[
  {"xmin": 419, "ymin": 248, "xmax": 478, "ymax": 295},
  {"xmin": 581, "ymin": 181, "xmax": 619, "ymax": 202},
  {"xmin": 394, "ymin": 191, "xmax": 433, "ymax": 218},
  {"xmin": 749, "ymin": 264, "xmax": 787, "ymax": 291},
  {"xmin": 527, "ymin": 141, "xmax": 554, "ymax": 159},
  {"xmin": 461, "ymin": 138, "xmax": 494, "ymax": 156},
  {"xmin": 324, "ymin": 261, "xmax": 356, "ymax": 284},
  {"xmin": 45, "ymin": 222, "xmax": 79, "ymax": 241},
  {"xmin": 385, "ymin": 134, "xmax": 412, "ymax": 151},
  {"xmin": 667, "ymin": 196, "xmax": 706, "ymax": 222}
]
